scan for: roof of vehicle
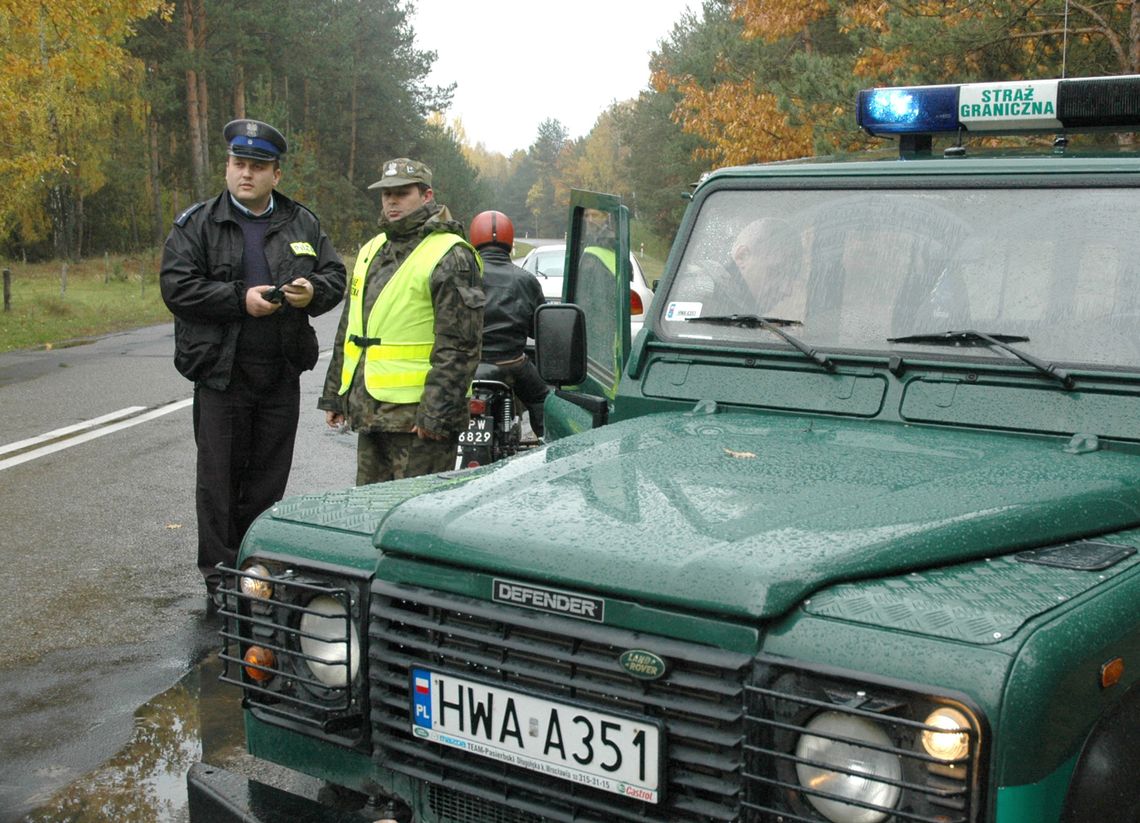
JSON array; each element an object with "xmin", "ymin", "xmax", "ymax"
[{"xmin": 698, "ymin": 153, "xmax": 1140, "ymax": 190}]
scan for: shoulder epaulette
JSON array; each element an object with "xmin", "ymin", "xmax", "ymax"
[
  {"xmin": 294, "ymin": 201, "xmax": 318, "ymax": 221},
  {"xmin": 174, "ymin": 201, "xmax": 207, "ymax": 227}
]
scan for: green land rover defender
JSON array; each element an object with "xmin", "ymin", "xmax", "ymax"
[{"xmin": 191, "ymin": 76, "xmax": 1140, "ymax": 823}]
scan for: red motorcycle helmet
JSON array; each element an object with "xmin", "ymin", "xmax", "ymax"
[{"xmin": 469, "ymin": 210, "xmax": 514, "ymax": 251}]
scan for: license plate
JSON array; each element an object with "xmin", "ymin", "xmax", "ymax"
[
  {"xmin": 410, "ymin": 668, "xmax": 663, "ymax": 803},
  {"xmin": 458, "ymin": 416, "xmax": 492, "ymax": 445}
]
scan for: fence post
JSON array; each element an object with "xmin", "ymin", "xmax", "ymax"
[
  {"xmin": 3, "ymin": 269, "xmax": 10, "ymax": 312},
  {"xmin": 60, "ymin": 262, "xmax": 68, "ymax": 297}
]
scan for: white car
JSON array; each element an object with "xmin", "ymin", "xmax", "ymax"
[{"xmin": 517, "ymin": 243, "xmax": 654, "ymax": 336}]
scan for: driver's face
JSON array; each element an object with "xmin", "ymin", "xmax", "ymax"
[{"xmin": 733, "ymin": 240, "xmax": 796, "ymax": 289}]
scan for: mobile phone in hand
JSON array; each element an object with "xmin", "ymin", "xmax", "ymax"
[{"xmin": 262, "ymin": 286, "xmax": 285, "ymax": 303}]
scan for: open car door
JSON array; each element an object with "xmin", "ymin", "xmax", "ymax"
[{"xmin": 536, "ymin": 190, "xmax": 633, "ymax": 437}]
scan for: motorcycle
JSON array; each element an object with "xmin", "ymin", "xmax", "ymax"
[{"xmin": 456, "ymin": 363, "xmax": 524, "ymax": 469}]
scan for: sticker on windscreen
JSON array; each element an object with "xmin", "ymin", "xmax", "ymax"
[{"xmin": 664, "ymin": 301, "xmax": 702, "ymax": 321}]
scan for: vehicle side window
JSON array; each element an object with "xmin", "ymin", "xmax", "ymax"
[{"xmin": 568, "ymin": 209, "xmax": 622, "ymax": 392}]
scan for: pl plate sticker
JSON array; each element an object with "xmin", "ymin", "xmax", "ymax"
[{"xmin": 665, "ymin": 301, "xmax": 702, "ymax": 321}]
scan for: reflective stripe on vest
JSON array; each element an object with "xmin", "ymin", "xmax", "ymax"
[
  {"xmin": 339, "ymin": 231, "xmax": 476, "ymax": 403},
  {"xmin": 584, "ymin": 245, "xmax": 616, "ymax": 274}
]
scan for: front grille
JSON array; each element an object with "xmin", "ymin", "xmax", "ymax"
[
  {"xmin": 744, "ymin": 663, "xmax": 983, "ymax": 822},
  {"xmin": 427, "ymin": 784, "xmax": 543, "ymax": 823},
  {"xmin": 369, "ymin": 579, "xmax": 753, "ymax": 822},
  {"xmin": 368, "ymin": 580, "xmax": 985, "ymax": 822}
]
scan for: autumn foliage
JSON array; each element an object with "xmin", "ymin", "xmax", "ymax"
[
  {"xmin": 0, "ymin": 1, "xmax": 168, "ymax": 245},
  {"xmin": 652, "ymin": 0, "xmax": 1140, "ymax": 167},
  {"xmin": 6, "ymin": 1, "xmax": 1140, "ymax": 262}
]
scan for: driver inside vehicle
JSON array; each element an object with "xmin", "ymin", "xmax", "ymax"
[{"xmin": 729, "ymin": 217, "xmax": 807, "ymax": 320}]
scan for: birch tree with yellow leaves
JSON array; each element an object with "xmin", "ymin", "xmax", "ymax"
[{"xmin": 0, "ymin": 0, "xmax": 167, "ymax": 256}]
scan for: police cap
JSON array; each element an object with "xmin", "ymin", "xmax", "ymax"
[
  {"xmin": 368, "ymin": 158, "xmax": 432, "ymax": 190},
  {"xmin": 223, "ymin": 119, "xmax": 287, "ymax": 162}
]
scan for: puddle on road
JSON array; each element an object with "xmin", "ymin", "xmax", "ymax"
[{"xmin": 20, "ymin": 655, "xmax": 244, "ymax": 823}]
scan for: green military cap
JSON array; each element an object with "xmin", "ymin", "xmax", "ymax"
[
  {"xmin": 223, "ymin": 119, "xmax": 287, "ymax": 161},
  {"xmin": 368, "ymin": 158, "xmax": 433, "ymax": 190}
]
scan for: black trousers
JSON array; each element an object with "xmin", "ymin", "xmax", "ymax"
[{"xmin": 193, "ymin": 374, "xmax": 299, "ymax": 585}]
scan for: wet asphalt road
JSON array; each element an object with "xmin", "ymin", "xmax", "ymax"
[{"xmin": 0, "ymin": 312, "xmax": 354, "ymax": 821}]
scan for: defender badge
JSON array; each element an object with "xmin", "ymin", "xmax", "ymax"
[
  {"xmin": 619, "ymin": 649, "xmax": 667, "ymax": 680},
  {"xmin": 492, "ymin": 579, "xmax": 604, "ymax": 622}
]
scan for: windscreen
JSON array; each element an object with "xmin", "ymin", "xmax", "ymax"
[{"xmin": 661, "ymin": 185, "xmax": 1140, "ymax": 369}]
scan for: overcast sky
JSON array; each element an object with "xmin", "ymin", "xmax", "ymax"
[{"xmin": 410, "ymin": 1, "xmax": 697, "ymax": 155}]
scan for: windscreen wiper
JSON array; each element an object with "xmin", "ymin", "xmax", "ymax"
[
  {"xmin": 686, "ymin": 314, "xmax": 836, "ymax": 372},
  {"xmin": 887, "ymin": 330, "xmax": 1074, "ymax": 389}
]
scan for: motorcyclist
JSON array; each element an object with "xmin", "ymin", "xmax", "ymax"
[{"xmin": 469, "ymin": 210, "xmax": 549, "ymax": 438}]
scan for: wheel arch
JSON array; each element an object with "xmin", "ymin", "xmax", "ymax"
[{"xmin": 1060, "ymin": 679, "xmax": 1140, "ymax": 822}]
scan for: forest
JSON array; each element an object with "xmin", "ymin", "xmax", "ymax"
[{"xmin": 3, "ymin": 0, "xmax": 1139, "ymax": 264}]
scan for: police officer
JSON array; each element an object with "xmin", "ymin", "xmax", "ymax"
[
  {"xmin": 469, "ymin": 210, "xmax": 549, "ymax": 437},
  {"xmin": 160, "ymin": 119, "xmax": 346, "ymax": 606},
  {"xmin": 319, "ymin": 158, "xmax": 485, "ymax": 484}
]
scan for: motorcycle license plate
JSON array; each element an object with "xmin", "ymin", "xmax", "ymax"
[
  {"xmin": 410, "ymin": 667, "xmax": 662, "ymax": 803},
  {"xmin": 458, "ymin": 416, "xmax": 492, "ymax": 445}
]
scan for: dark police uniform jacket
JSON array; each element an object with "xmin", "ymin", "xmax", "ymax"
[{"xmin": 160, "ymin": 190, "xmax": 346, "ymax": 390}]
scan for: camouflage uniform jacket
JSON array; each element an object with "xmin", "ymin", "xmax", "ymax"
[{"xmin": 319, "ymin": 202, "xmax": 485, "ymax": 434}]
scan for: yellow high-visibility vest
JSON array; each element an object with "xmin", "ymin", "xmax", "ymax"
[
  {"xmin": 339, "ymin": 231, "xmax": 478, "ymax": 403},
  {"xmin": 584, "ymin": 245, "xmax": 616, "ymax": 274}
]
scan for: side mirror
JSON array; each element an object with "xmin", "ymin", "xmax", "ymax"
[{"xmin": 535, "ymin": 303, "xmax": 586, "ymax": 386}]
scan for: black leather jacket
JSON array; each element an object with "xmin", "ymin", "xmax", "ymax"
[
  {"xmin": 160, "ymin": 190, "xmax": 346, "ymax": 389},
  {"xmin": 477, "ymin": 245, "xmax": 545, "ymax": 361}
]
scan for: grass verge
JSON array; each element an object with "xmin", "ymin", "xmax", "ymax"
[{"xmin": 0, "ymin": 253, "xmax": 173, "ymax": 353}]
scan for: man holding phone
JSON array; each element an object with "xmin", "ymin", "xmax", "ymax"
[{"xmin": 161, "ymin": 118, "xmax": 346, "ymax": 609}]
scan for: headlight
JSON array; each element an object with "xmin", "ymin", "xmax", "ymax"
[
  {"xmin": 299, "ymin": 594, "xmax": 361, "ymax": 687},
  {"xmin": 794, "ymin": 711, "xmax": 902, "ymax": 823},
  {"xmin": 240, "ymin": 562, "xmax": 273, "ymax": 599},
  {"xmin": 922, "ymin": 707, "xmax": 971, "ymax": 762}
]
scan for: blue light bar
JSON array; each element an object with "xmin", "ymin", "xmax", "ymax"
[
  {"xmin": 857, "ymin": 75, "xmax": 1140, "ymax": 138},
  {"xmin": 857, "ymin": 85, "xmax": 959, "ymax": 135}
]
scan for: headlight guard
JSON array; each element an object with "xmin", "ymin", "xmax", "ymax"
[
  {"xmin": 216, "ymin": 559, "xmax": 371, "ymax": 751},
  {"xmin": 745, "ymin": 658, "xmax": 986, "ymax": 823}
]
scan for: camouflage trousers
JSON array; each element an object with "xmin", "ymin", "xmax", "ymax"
[{"xmin": 356, "ymin": 430, "xmax": 457, "ymax": 485}]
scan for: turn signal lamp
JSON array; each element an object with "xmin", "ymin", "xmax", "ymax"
[
  {"xmin": 921, "ymin": 707, "xmax": 971, "ymax": 762},
  {"xmin": 243, "ymin": 646, "xmax": 276, "ymax": 682},
  {"xmin": 858, "ymin": 74, "xmax": 1140, "ymax": 137},
  {"xmin": 468, "ymin": 398, "xmax": 487, "ymax": 415},
  {"xmin": 240, "ymin": 563, "xmax": 273, "ymax": 600},
  {"xmin": 1101, "ymin": 657, "xmax": 1124, "ymax": 689}
]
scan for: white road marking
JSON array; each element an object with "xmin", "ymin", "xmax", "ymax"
[
  {"xmin": 0, "ymin": 407, "xmax": 147, "ymax": 456},
  {"xmin": 0, "ymin": 347, "xmax": 334, "ymax": 472},
  {"xmin": 0, "ymin": 399, "xmax": 193, "ymax": 472}
]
